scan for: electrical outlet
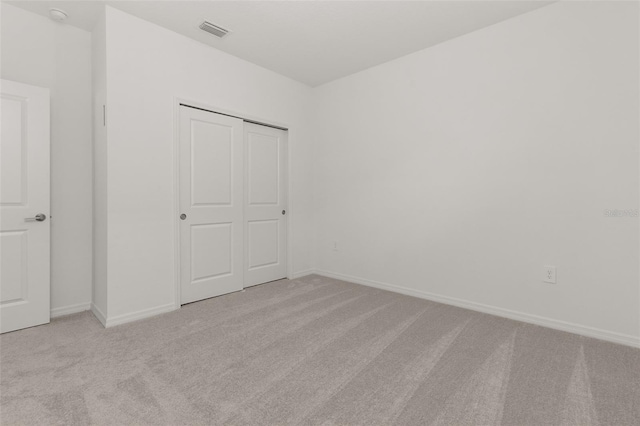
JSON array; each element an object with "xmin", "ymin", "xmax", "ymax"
[
  {"xmin": 332, "ymin": 241, "xmax": 339, "ymax": 251},
  {"xmin": 543, "ymin": 266, "xmax": 556, "ymax": 284}
]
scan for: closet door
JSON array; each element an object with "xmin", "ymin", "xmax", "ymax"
[
  {"xmin": 179, "ymin": 106, "xmax": 244, "ymax": 304},
  {"xmin": 244, "ymin": 122, "xmax": 287, "ymax": 287}
]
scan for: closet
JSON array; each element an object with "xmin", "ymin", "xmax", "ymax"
[{"xmin": 178, "ymin": 105, "xmax": 287, "ymax": 304}]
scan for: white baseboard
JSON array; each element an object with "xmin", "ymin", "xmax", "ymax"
[
  {"xmin": 51, "ymin": 302, "xmax": 91, "ymax": 318},
  {"xmin": 290, "ymin": 269, "xmax": 316, "ymax": 279},
  {"xmin": 90, "ymin": 303, "xmax": 107, "ymax": 327},
  {"xmin": 104, "ymin": 303, "xmax": 176, "ymax": 328},
  {"xmin": 314, "ymin": 269, "xmax": 640, "ymax": 349}
]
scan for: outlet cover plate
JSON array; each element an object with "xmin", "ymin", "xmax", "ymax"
[{"xmin": 543, "ymin": 265, "xmax": 557, "ymax": 284}]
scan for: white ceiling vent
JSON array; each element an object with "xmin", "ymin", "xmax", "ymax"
[{"xmin": 199, "ymin": 21, "xmax": 230, "ymax": 38}]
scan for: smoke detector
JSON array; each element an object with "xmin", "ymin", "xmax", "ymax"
[
  {"xmin": 199, "ymin": 21, "xmax": 230, "ymax": 39},
  {"xmin": 49, "ymin": 8, "xmax": 68, "ymax": 22}
]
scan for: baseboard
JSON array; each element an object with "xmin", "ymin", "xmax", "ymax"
[
  {"xmin": 290, "ymin": 269, "xmax": 316, "ymax": 279},
  {"xmin": 51, "ymin": 302, "xmax": 91, "ymax": 318},
  {"xmin": 90, "ymin": 303, "xmax": 107, "ymax": 327},
  {"xmin": 104, "ymin": 303, "xmax": 176, "ymax": 328},
  {"xmin": 314, "ymin": 269, "xmax": 640, "ymax": 349}
]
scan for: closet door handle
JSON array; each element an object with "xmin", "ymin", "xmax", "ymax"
[{"xmin": 25, "ymin": 213, "xmax": 47, "ymax": 222}]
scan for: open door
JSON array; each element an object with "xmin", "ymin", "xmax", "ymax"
[{"xmin": 1, "ymin": 80, "xmax": 50, "ymax": 333}]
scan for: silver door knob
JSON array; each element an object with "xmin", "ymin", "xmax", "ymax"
[
  {"xmin": 180, "ymin": 214, "xmax": 187, "ymax": 220},
  {"xmin": 25, "ymin": 213, "xmax": 46, "ymax": 222},
  {"xmin": 282, "ymin": 210, "xmax": 286, "ymax": 215}
]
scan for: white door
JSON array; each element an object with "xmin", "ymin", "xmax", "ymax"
[
  {"xmin": 0, "ymin": 80, "xmax": 50, "ymax": 333},
  {"xmin": 179, "ymin": 106, "xmax": 244, "ymax": 304},
  {"xmin": 244, "ymin": 123, "xmax": 287, "ymax": 287}
]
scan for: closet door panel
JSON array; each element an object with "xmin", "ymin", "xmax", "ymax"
[
  {"xmin": 244, "ymin": 123, "xmax": 287, "ymax": 287},
  {"xmin": 179, "ymin": 106, "xmax": 243, "ymax": 304}
]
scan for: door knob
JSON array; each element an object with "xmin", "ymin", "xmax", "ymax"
[
  {"xmin": 180, "ymin": 214, "xmax": 187, "ymax": 220},
  {"xmin": 282, "ymin": 210, "xmax": 286, "ymax": 215},
  {"xmin": 25, "ymin": 213, "xmax": 46, "ymax": 222}
]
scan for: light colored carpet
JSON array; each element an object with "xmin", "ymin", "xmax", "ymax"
[{"xmin": 1, "ymin": 274, "xmax": 639, "ymax": 425}]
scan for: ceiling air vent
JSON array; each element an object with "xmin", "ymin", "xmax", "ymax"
[{"xmin": 199, "ymin": 21, "xmax": 230, "ymax": 38}]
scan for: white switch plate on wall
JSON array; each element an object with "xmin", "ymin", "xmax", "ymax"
[{"xmin": 543, "ymin": 265, "xmax": 557, "ymax": 284}]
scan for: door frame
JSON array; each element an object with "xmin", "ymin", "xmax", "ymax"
[{"xmin": 172, "ymin": 97, "xmax": 292, "ymax": 309}]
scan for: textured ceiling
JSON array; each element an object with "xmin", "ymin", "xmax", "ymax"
[{"xmin": 6, "ymin": 1, "xmax": 553, "ymax": 86}]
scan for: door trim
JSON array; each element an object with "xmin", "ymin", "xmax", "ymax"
[{"xmin": 172, "ymin": 97, "xmax": 293, "ymax": 309}]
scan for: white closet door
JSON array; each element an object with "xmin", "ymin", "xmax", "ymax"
[
  {"xmin": 0, "ymin": 80, "xmax": 50, "ymax": 333},
  {"xmin": 179, "ymin": 106, "xmax": 244, "ymax": 304},
  {"xmin": 244, "ymin": 122, "xmax": 287, "ymax": 287}
]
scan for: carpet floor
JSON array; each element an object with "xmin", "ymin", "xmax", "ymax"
[{"xmin": 1, "ymin": 274, "xmax": 639, "ymax": 425}]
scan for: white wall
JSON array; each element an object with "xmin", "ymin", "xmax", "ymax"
[
  {"xmin": 100, "ymin": 7, "xmax": 314, "ymax": 322},
  {"xmin": 91, "ymin": 11, "xmax": 108, "ymax": 323},
  {"xmin": 313, "ymin": 1, "xmax": 639, "ymax": 344},
  {"xmin": 1, "ymin": 4, "xmax": 93, "ymax": 316}
]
